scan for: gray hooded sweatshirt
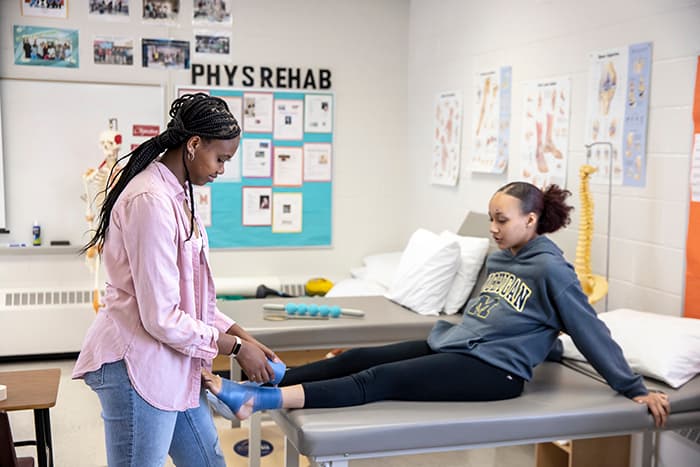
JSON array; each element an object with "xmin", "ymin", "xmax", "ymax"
[{"xmin": 428, "ymin": 235, "xmax": 646, "ymax": 398}]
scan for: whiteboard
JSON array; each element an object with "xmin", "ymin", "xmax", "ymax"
[
  {"xmin": 0, "ymin": 94, "xmax": 6, "ymax": 232},
  {"xmin": 0, "ymin": 79, "xmax": 164, "ymax": 247}
]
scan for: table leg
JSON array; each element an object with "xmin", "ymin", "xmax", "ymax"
[
  {"xmin": 284, "ymin": 436, "xmax": 300, "ymax": 467},
  {"xmin": 33, "ymin": 408, "xmax": 53, "ymax": 467},
  {"xmin": 248, "ymin": 411, "xmax": 262, "ymax": 467},
  {"xmin": 229, "ymin": 357, "xmax": 242, "ymax": 429}
]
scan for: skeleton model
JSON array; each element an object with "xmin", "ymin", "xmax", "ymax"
[
  {"xmin": 82, "ymin": 118, "xmax": 122, "ymax": 312},
  {"xmin": 574, "ymin": 164, "xmax": 608, "ymax": 304}
]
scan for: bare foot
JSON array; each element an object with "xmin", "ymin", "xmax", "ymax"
[
  {"xmin": 201, "ymin": 368, "xmax": 222, "ymax": 394},
  {"xmin": 202, "ymin": 369, "xmax": 255, "ymax": 420},
  {"xmin": 236, "ymin": 399, "xmax": 254, "ymax": 419}
]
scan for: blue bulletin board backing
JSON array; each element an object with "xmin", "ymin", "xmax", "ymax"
[{"xmin": 178, "ymin": 86, "xmax": 333, "ymax": 249}]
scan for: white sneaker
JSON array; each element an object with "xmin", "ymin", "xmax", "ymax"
[{"xmin": 206, "ymin": 389, "xmax": 235, "ymax": 420}]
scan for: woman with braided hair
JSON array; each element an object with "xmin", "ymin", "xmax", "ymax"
[{"xmin": 73, "ymin": 93, "xmax": 280, "ymax": 466}]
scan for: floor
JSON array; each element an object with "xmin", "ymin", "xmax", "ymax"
[{"xmin": 2, "ymin": 358, "xmax": 536, "ymax": 466}]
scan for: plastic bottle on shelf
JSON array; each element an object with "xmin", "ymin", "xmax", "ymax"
[{"xmin": 32, "ymin": 221, "xmax": 41, "ymax": 246}]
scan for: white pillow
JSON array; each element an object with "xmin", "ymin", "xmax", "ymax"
[
  {"xmin": 385, "ymin": 229, "xmax": 461, "ymax": 316},
  {"xmin": 361, "ymin": 251, "xmax": 403, "ymax": 288},
  {"xmin": 350, "ymin": 267, "xmax": 368, "ymax": 280},
  {"xmin": 325, "ymin": 278, "xmax": 387, "ymax": 298},
  {"xmin": 439, "ymin": 231, "xmax": 490, "ymax": 314},
  {"xmin": 558, "ymin": 308, "xmax": 700, "ymax": 388}
]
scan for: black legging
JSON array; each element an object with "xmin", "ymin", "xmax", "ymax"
[{"xmin": 279, "ymin": 340, "xmax": 524, "ymax": 408}]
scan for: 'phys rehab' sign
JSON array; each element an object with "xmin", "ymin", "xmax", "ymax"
[{"xmin": 191, "ymin": 64, "xmax": 332, "ymax": 90}]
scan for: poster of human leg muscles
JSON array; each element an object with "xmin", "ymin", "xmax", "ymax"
[
  {"xmin": 431, "ymin": 91, "xmax": 462, "ymax": 186},
  {"xmin": 471, "ymin": 67, "xmax": 512, "ymax": 174},
  {"xmin": 520, "ymin": 77, "xmax": 571, "ymax": 188}
]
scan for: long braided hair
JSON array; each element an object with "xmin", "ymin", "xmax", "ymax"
[{"xmin": 81, "ymin": 93, "xmax": 241, "ymax": 255}]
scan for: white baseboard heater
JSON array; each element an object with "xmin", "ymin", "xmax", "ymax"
[{"xmin": 0, "ymin": 277, "xmax": 308, "ymax": 358}]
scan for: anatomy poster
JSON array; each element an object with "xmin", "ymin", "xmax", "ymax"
[
  {"xmin": 621, "ymin": 43, "xmax": 652, "ymax": 186},
  {"xmin": 471, "ymin": 66, "xmax": 512, "ymax": 174},
  {"xmin": 584, "ymin": 42, "xmax": 651, "ymax": 186},
  {"xmin": 431, "ymin": 91, "xmax": 462, "ymax": 186},
  {"xmin": 520, "ymin": 77, "xmax": 571, "ymax": 188}
]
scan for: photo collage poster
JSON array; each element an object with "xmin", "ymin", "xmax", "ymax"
[
  {"xmin": 177, "ymin": 86, "xmax": 334, "ymax": 248},
  {"xmin": 584, "ymin": 42, "xmax": 652, "ymax": 186},
  {"xmin": 15, "ymin": 1, "xmax": 235, "ymax": 69},
  {"xmin": 470, "ymin": 66, "xmax": 512, "ymax": 174}
]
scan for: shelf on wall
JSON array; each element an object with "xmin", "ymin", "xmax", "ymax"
[{"xmin": 0, "ymin": 246, "xmax": 82, "ymax": 256}]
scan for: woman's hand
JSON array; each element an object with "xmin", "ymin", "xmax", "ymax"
[
  {"xmin": 235, "ymin": 339, "xmax": 274, "ymax": 383},
  {"xmin": 633, "ymin": 392, "xmax": 670, "ymax": 427}
]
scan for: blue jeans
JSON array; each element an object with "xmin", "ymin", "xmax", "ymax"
[{"xmin": 83, "ymin": 360, "xmax": 226, "ymax": 467}]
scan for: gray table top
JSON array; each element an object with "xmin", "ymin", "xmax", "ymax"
[{"xmin": 217, "ymin": 296, "xmax": 462, "ymax": 350}]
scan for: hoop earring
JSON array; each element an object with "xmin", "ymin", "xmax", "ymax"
[{"xmin": 187, "ymin": 151, "xmax": 195, "ymax": 162}]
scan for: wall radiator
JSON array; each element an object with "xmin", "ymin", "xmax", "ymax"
[
  {"xmin": 0, "ymin": 287, "xmax": 98, "ymax": 358},
  {"xmin": 0, "ymin": 279, "xmax": 307, "ymax": 358}
]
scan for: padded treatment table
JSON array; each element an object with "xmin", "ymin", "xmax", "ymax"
[
  {"xmin": 217, "ymin": 296, "xmax": 463, "ymax": 466},
  {"xmin": 269, "ymin": 362, "xmax": 700, "ymax": 467}
]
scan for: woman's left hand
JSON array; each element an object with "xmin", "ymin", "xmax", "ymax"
[
  {"xmin": 633, "ymin": 392, "xmax": 670, "ymax": 427},
  {"xmin": 235, "ymin": 340, "xmax": 273, "ymax": 383}
]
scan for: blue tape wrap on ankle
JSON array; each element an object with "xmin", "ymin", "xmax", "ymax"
[
  {"xmin": 252, "ymin": 386, "xmax": 283, "ymax": 412},
  {"xmin": 217, "ymin": 379, "xmax": 253, "ymax": 414}
]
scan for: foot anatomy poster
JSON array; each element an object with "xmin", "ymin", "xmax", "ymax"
[
  {"xmin": 584, "ymin": 42, "xmax": 652, "ymax": 186},
  {"xmin": 431, "ymin": 91, "xmax": 463, "ymax": 186},
  {"xmin": 520, "ymin": 77, "xmax": 571, "ymax": 188},
  {"xmin": 471, "ymin": 66, "xmax": 512, "ymax": 174}
]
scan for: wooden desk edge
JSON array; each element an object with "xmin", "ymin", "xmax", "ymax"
[{"xmin": 0, "ymin": 368, "xmax": 61, "ymax": 410}]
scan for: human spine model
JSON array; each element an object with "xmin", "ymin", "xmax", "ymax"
[{"xmin": 574, "ymin": 164, "xmax": 608, "ymax": 304}]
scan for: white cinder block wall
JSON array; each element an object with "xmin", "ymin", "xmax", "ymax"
[
  {"xmin": 405, "ymin": 0, "xmax": 699, "ymax": 316},
  {"xmin": 0, "ymin": 0, "xmax": 410, "ymax": 288},
  {"xmin": 406, "ymin": 2, "xmax": 699, "ymax": 465}
]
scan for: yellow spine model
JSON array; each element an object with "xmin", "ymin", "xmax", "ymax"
[{"xmin": 574, "ymin": 165, "xmax": 608, "ymax": 304}]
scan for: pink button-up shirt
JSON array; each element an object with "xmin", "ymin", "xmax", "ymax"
[{"xmin": 72, "ymin": 161, "xmax": 235, "ymax": 411}]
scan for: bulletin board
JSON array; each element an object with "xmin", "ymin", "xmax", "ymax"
[{"xmin": 176, "ymin": 86, "xmax": 334, "ymax": 249}]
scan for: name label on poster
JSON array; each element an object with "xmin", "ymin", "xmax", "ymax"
[{"xmin": 191, "ymin": 64, "xmax": 332, "ymax": 89}]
